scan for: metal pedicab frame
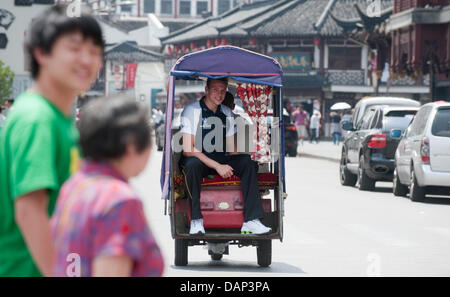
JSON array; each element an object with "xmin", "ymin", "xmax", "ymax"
[{"xmin": 160, "ymin": 46, "xmax": 287, "ymax": 267}]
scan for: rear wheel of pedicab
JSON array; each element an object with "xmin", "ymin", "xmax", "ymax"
[
  {"xmin": 174, "ymin": 239, "xmax": 188, "ymax": 266},
  {"xmin": 257, "ymin": 240, "xmax": 272, "ymax": 267}
]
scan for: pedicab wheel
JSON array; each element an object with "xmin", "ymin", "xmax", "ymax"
[
  {"xmin": 211, "ymin": 253, "xmax": 223, "ymax": 261},
  {"xmin": 257, "ymin": 240, "xmax": 272, "ymax": 267},
  {"xmin": 174, "ymin": 239, "xmax": 188, "ymax": 266}
]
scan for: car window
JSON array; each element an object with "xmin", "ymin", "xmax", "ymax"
[
  {"xmin": 359, "ymin": 109, "xmax": 375, "ymax": 130},
  {"xmin": 431, "ymin": 108, "xmax": 450, "ymax": 137},
  {"xmin": 371, "ymin": 109, "xmax": 382, "ymax": 129},
  {"xmin": 384, "ymin": 110, "xmax": 417, "ymax": 131},
  {"xmin": 410, "ymin": 106, "xmax": 432, "ymax": 136}
]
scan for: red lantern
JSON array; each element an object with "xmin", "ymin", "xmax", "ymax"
[
  {"xmin": 207, "ymin": 39, "xmax": 212, "ymax": 48},
  {"xmin": 215, "ymin": 38, "xmax": 221, "ymax": 46},
  {"xmin": 221, "ymin": 38, "xmax": 227, "ymax": 45},
  {"xmin": 314, "ymin": 37, "xmax": 321, "ymax": 46},
  {"xmin": 181, "ymin": 44, "xmax": 187, "ymax": 52},
  {"xmin": 174, "ymin": 45, "xmax": 179, "ymax": 53},
  {"xmin": 190, "ymin": 42, "xmax": 196, "ymax": 50},
  {"xmin": 250, "ymin": 37, "xmax": 257, "ymax": 46},
  {"xmin": 167, "ymin": 46, "xmax": 172, "ymax": 54}
]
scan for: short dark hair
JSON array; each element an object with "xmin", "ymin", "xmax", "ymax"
[
  {"xmin": 222, "ymin": 91, "xmax": 235, "ymax": 109},
  {"xmin": 24, "ymin": 4, "xmax": 105, "ymax": 79},
  {"xmin": 206, "ymin": 77, "xmax": 228, "ymax": 88},
  {"xmin": 78, "ymin": 95, "xmax": 152, "ymax": 161}
]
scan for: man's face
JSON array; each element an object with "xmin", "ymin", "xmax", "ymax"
[
  {"xmin": 205, "ymin": 80, "xmax": 227, "ymax": 107},
  {"xmin": 38, "ymin": 32, "xmax": 103, "ymax": 93}
]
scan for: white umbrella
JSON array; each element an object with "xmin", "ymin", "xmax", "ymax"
[{"xmin": 330, "ymin": 102, "xmax": 351, "ymax": 110}]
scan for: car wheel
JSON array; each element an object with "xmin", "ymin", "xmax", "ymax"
[
  {"xmin": 393, "ymin": 167, "xmax": 408, "ymax": 197},
  {"xmin": 409, "ymin": 168, "xmax": 426, "ymax": 202},
  {"xmin": 358, "ymin": 155, "xmax": 375, "ymax": 191},
  {"xmin": 340, "ymin": 151, "xmax": 357, "ymax": 186}
]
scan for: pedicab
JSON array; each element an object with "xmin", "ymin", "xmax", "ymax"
[{"xmin": 160, "ymin": 46, "xmax": 287, "ymax": 267}]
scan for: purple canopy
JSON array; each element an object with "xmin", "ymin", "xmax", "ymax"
[{"xmin": 172, "ymin": 46, "xmax": 283, "ymax": 87}]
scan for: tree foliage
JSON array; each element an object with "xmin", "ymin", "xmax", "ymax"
[{"xmin": 0, "ymin": 60, "xmax": 15, "ymax": 105}]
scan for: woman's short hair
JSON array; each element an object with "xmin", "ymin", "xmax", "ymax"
[
  {"xmin": 78, "ymin": 95, "xmax": 152, "ymax": 161},
  {"xmin": 222, "ymin": 91, "xmax": 235, "ymax": 109},
  {"xmin": 24, "ymin": 4, "xmax": 105, "ymax": 79}
]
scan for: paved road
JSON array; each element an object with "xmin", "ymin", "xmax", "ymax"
[{"xmin": 131, "ymin": 150, "xmax": 450, "ymax": 277}]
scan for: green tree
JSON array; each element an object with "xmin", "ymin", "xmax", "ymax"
[{"xmin": 0, "ymin": 60, "xmax": 15, "ymax": 105}]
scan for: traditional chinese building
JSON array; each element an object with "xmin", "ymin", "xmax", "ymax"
[
  {"xmin": 160, "ymin": 0, "xmax": 427, "ymax": 128},
  {"xmin": 387, "ymin": 0, "xmax": 450, "ymax": 101}
]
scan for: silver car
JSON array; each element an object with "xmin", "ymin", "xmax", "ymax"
[{"xmin": 393, "ymin": 102, "xmax": 450, "ymax": 201}]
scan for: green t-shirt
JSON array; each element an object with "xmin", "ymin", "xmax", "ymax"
[{"xmin": 0, "ymin": 92, "xmax": 80, "ymax": 277}]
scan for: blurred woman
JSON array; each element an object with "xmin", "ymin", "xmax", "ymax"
[{"xmin": 51, "ymin": 95, "xmax": 164, "ymax": 277}]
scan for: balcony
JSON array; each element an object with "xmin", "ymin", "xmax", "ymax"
[{"xmin": 325, "ymin": 70, "xmax": 365, "ymax": 86}]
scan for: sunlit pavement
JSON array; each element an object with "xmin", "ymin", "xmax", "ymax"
[{"xmin": 130, "ymin": 141, "xmax": 450, "ymax": 277}]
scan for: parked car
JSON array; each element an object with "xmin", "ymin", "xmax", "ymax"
[
  {"xmin": 283, "ymin": 108, "xmax": 298, "ymax": 157},
  {"xmin": 267, "ymin": 108, "xmax": 298, "ymax": 157},
  {"xmin": 340, "ymin": 104, "xmax": 419, "ymax": 191},
  {"xmin": 393, "ymin": 101, "xmax": 450, "ymax": 201},
  {"xmin": 351, "ymin": 96, "xmax": 420, "ymax": 129}
]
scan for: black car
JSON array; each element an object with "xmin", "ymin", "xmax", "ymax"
[
  {"xmin": 283, "ymin": 110, "xmax": 298, "ymax": 157},
  {"xmin": 340, "ymin": 105, "xmax": 418, "ymax": 191}
]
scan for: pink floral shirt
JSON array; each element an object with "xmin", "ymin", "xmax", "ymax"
[{"xmin": 51, "ymin": 161, "xmax": 164, "ymax": 277}]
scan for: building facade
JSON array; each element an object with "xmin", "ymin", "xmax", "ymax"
[
  {"xmin": 160, "ymin": 0, "xmax": 428, "ymax": 136},
  {"xmin": 84, "ymin": 0, "xmax": 264, "ymax": 18},
  {"xmin": 387, "ymin": 0, "xmax": 450, "ymax": 101}
]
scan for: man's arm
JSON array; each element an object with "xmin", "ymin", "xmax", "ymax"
[
  {"xmin": 15, "ymin": 190, "xmax": 55, "ymax": 277},
  {"xmin": 182, "ymin": 133, "xmax": 233, "ymax": 178}
]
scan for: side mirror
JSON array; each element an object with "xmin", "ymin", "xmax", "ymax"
[
  {"xmin": 391, "ymin": 129, "xmax": 402, "ymax": 139},
  {"xmin": 341, "ymin": 120, "xmax": 355, "ymax": 131}
]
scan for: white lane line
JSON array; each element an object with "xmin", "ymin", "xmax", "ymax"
[
  {"xmin": 343, "ymin": 224, "xmax": 418, "ymax": 247},
  {"xmin": 424, "ymin": 227, "xmax": 450, "ymax": 239}
]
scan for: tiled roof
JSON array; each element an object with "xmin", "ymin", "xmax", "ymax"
[
  {"xmin": 161, "ymin": 0, "xmax": 394, "ymax": 44},
  {"xmin": 105, "ymin": 41, "xmax": 162, "ymax": 62}
]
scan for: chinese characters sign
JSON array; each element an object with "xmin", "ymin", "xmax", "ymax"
[{"xmin": 270, "ymin": 53, "xmax": 310, "ymax": 71}]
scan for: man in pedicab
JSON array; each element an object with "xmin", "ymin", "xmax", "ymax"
[{"xmin": 179, "ymin": 77, "xmax": 271, "ymax": 235}]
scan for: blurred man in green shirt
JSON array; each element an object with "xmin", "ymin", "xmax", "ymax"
[{"xmin": 0, "ymin": 4, "xmax": 104, "ymax": 276}]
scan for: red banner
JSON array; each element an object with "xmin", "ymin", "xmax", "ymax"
[{"xmin": 126, "ymin": 63, "xmax": 137, "ymax": 89}]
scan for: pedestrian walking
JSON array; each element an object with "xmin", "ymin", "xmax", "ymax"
[
  {"xmin": 292, "ymin": 105, "xmax": 309, "ymax": 144},
  {"xmin": 309, "ymin": 110, "xmax": 321, "ymax": 143},
  {"xmin": 330, "ymin": 111, "xmax": 342, "ymax": 145},
  {"xmin": 51, "ymin": 96, "xmax": 164, "ymax": 277},
  {"xmin": 0, "ymin": 4, "xmax": 104, "ymax": 277}
]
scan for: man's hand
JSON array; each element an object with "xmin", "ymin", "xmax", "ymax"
[{"xmin": 215, "ymin": 164, "xmax": 234, "ymax": 179}]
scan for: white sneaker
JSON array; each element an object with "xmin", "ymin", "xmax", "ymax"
[
  {"xmin": 189, "ymin": 219, "xmax": 205, "ymax": 235},
  {"xmin": 241, "ymin": 219, "xmax": 271, "ymax": 235}
]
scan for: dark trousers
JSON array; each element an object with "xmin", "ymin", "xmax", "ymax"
[{"xmin": 180, "ymin": 154, "xmax": 264, "ymax": 222}]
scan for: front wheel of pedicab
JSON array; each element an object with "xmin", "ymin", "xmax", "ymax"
[
  {"xmin": 175, "ymin": 239, "xmax": 188, "ymax": 266},
  {"xmin": 257, "ymin": 240, "xmax": 272, "ymax": 267}
]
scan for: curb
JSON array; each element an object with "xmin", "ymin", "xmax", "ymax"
[{"xmin": 297, "ymin": 153, "xmax": 340, "ymax": 163}]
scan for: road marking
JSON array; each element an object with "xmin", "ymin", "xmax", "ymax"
[
  {"xmin": 424, "ymin": 227, "xmax": 450, "ymax": 239},
  {"xmin": 343, "ymin": 224, "xmax": 417, "ymax": 247}
]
